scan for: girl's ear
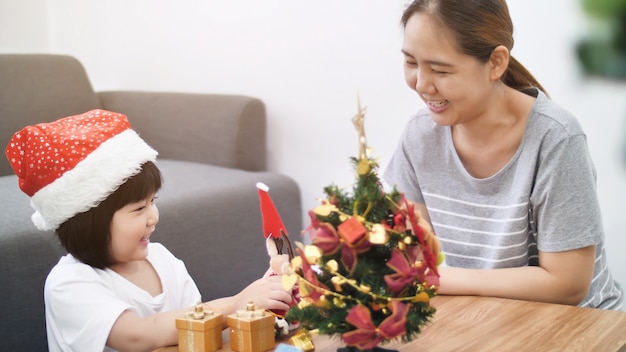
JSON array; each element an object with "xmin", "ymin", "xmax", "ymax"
[{"xmin": 489, "ymin": 45, "xmax": 510, "ymax": 81}]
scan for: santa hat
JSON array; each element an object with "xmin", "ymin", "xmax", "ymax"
[
  {"xmin": 5, "ymin": 109, "xmax": 158, "ymax": 231},
  {"xmin": 256, "ymin": 182, "xmax": 288, "ymax": 240}
]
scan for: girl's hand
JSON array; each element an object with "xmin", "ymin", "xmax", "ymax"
[
  {"xmin": 235, "ymin": 275, "xmax": 292, "ymax": 312},
  {"xmin": 269, "ymin": 253, "xmax": 293, "ymax": 275}
]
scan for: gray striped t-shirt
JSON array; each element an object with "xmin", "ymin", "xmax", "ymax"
[{"xmin": 384, "ymin": 89, "xmax": 623, "ymax": 310}]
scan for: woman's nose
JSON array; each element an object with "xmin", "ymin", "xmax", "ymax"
[{"xmin": 415, "ymin": 69, "xmax": 435, "ymax": 95}]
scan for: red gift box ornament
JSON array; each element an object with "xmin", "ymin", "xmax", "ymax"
[{"xmin": 337, "ymin": 216, "xmax": 367, "ymax": 245}]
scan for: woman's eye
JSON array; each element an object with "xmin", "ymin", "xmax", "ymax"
[
  {"xmin": 405, "ymin": 61, "xmax": 418, "ymax": 67},
  {"xmin": 432, "ymin": 68, "xmax": 448, "ymax": 74}
]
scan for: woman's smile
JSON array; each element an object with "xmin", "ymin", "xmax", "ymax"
[{"xmin": 426, "ymin": 99, "xmax": 449, "ymax": 113}]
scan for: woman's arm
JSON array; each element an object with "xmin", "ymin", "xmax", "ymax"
[
  {"xmin": 437, "ymin": 245, "xmax": 596, "ymax": 305},
  {"xmin": 413, "ymin": 202, "xmax": 595, "ymax": 306}
]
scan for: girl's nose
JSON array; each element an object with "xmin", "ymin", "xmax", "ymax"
[{"xmin": 147, "ymin": 205, "xmax": 159, "ymax": 226}]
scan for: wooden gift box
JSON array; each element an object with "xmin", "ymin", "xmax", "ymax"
[
  {"xmin": 176, "ymin": 304, "xmax": 223, "ymax": 352},
  {"xmin": 227, "ymin": 303, "xmax": 275, "ymax": 352}
]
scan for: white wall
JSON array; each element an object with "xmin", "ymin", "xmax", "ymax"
[
  {"xmin": 0, "ymin": 0, "xmax": 49, "ymax": 51},
  {"xmin": 2, "ymin": 0, "xmax": 626, "ymax": 302}
]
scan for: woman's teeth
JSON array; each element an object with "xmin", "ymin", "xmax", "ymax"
[{"xmin": 430, "ymin": 100, "xmax": 447, "ymax": 107}]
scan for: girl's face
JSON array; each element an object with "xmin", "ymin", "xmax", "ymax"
[
  {"xmin": 109, "ymin": 194, "xmax": 159, "ymax": 264},
  {"xmin": 402, "ymin": 13, "xmax": 495, "ymax": 126}
]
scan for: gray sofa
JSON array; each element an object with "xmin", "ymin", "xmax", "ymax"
[{"xmin": 0, "ymin": 54, "xmax": 302, "ymax": 351}]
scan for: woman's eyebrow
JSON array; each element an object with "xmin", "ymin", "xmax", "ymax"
[
  {"xmin": 401, "ymin": 49, "xmax": 414, "ymax": 58},
  {"xmin": 401, "ymin": 49, "xmax": 454, "ymax": 67}
]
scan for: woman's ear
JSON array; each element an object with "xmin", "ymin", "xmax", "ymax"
[{"xmin": 489, "ymin": 45, "xmax": 510, "ymax": 81}]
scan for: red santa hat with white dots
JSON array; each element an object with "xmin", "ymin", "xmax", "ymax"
[{"xmin": 5, "ymin": 109, "xmax": 158, "ymax": 231}]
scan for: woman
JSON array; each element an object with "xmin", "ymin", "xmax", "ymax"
[{"xmin": 384, "ymin": 0, "xmax": 623, "ymax": 309}]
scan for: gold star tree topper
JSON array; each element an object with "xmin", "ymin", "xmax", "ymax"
[{"xmin": 352, "ymin": 94, "xmax": 373, "ymax": 175}]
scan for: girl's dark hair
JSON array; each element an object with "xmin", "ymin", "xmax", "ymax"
[
  {"xmin": 401, "ymin": 0, "xmax": 548, "ymax": 95},
  {"xmin": 56, "ymin": 161, "xmax": 163, "ymax": 269}
]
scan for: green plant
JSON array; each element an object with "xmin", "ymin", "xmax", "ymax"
[{"xmin": 577, "ymin": 0, "xmax": 626, "ymax": 79}]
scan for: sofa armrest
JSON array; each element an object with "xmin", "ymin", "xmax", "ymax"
[{"xmin": 98, "ymin": 91, "xmax": 267, "ymax": 171}]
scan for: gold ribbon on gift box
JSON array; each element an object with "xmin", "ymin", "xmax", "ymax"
[{"xmin": 231, "ymin": 328, "xmax": 273, "ymax": 351}]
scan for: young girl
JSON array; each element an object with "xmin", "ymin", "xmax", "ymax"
[
  {"xmin": 384, "ymin": 0, "xmax": 623, "ymax": 309},
  {"xmin": 5, "ymin": 109, "xmax": 292, "ymax": 351}
]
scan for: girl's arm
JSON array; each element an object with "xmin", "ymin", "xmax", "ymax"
[{"xmin": 106, "ymin": 275, "xmax": 292, "ymax": 351}]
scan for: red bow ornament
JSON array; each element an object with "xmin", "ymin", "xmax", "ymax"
[{"xmin": 342, "ymin": 300, "xmax": 409, "ymax": 349}]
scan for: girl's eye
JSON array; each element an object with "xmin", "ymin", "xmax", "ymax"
[
  {"xmin": 432, "ymin": 68, "xmax": 448, "ymax": 74},
  {"xmin": 405, "ymin": 60, "xmax": 418, "ymax": 67}
]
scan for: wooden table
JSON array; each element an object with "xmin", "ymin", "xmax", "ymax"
[{"xmin": 157, "ymin": 295, "xmax": 626, "ymax": 351}]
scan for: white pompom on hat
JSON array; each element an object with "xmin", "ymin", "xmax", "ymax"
[{"xmin": 5, "ymin": 109, "xmax": 158, "ymax": 231}]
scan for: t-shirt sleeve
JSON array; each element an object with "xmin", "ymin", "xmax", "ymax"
[{"xmin": 530, "ymin": 134, "xmax": 604, "ymax": 252}]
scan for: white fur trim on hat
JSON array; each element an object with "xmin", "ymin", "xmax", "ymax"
[{"xmin": 30, "ymin": 129, "xmax": 158, "ymax": 231}]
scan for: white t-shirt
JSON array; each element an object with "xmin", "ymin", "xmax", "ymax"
[
  {"xmin": 45, "ymin": 242, "xmax": 201, "ymax": 352},
  {"xmin": 384, "ymin": 89, "xmax": 623, "ymax": 310}
]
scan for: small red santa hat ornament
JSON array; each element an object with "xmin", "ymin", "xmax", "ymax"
[
  {"xmin": 256, "ymin": 182, "xmax": 288, "ymax": 240},
  {"xmin": 257, "ymin": 182, "xmax": 299, "ymax": 322},
  {"xmin": 5, "ymin": 109, "xmax": 157, "ymax": 231}
]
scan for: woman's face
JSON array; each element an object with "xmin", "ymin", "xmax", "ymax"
[
  {"xmin": 109, "ymin": 194, "xmax": 159, "ymax": 264},
  {"xmin": 402, "ymin": 13, "xmax": 495, "ymax": 126}
]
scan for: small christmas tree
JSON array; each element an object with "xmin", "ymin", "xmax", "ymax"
[{"xmin": 284, "ymin": 97, "xmax": 443, "ymax": 351}]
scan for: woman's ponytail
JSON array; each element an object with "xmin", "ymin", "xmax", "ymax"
[{"xmin": 505, "ymin": 56, "xmax": 549, "ymax": 97}]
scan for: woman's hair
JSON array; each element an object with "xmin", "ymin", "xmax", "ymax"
[
  {"xmin": 56, "ymin": 161, "xmax": 163, "ymax": 269},
  {"xmin": 401, "ymin": 0, "xmax": 547, "ymax": 95}
]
